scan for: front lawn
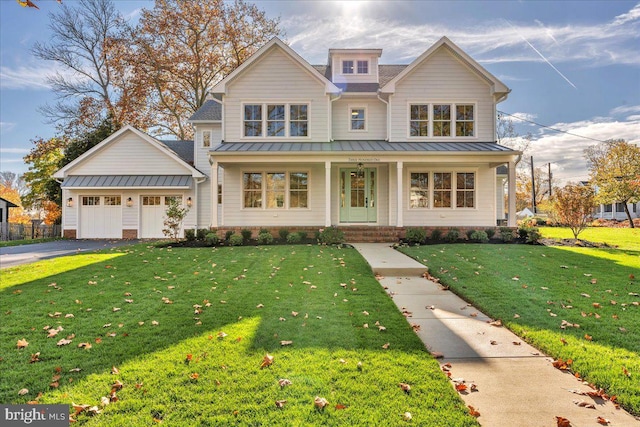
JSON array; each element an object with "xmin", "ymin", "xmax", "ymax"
[
  {"xmin": 539, "ymin": 226, "xmax": 640, "ymax": 251},
  {"xmin": 0, "ymin": 244, "xmax": 478, "ymax": 426},
  {"xmin": 0, "ymin": 237, "xmax": 62, "ymax": 248},
  {"xmin": 399, "ymin": 230, "xmax": 640, "ymax": 416}
]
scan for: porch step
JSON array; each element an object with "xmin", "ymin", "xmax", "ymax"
[{"xmin": 340, "ymin": 226, "xmax": 401, "ymax": 243}]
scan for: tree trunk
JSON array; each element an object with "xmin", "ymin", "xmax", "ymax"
[{"xmin": 623, "ymin": 202, "xmax": 635, "ymax": 228}]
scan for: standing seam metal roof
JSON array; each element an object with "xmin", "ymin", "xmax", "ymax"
[
  {"xmin": 61, "ymin": 175, "xmax": 193, "ymax": 188},
  {"xmin": 211, "ymin": 141, "xmax": 516, "ymax": 153}
]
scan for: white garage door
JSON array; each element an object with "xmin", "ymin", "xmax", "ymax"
[
  {"xmin": 141, "ymin": 196, "xmax": 183, "ymax": 238},
  {"xmin": 79, "ymin": 196, "xmax": 122, "ymax": 238}
]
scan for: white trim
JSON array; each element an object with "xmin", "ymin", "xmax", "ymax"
[
  {"xmin": 240, "ymin": 169, "xmax": 311, "ymax": 210},
  {"xmin": 405, "ymin": 168, "xmax": 479, "ymax": 211},
  {"xmin": 406, "ymin": 101, "xmax": 478, "ymax": 140},
  {"xmin": 348, "ymin": 105, "xmax": 368, "ymax": 132},
  {"xmin": 201, "ymin": 130, "xmax": 212, "ymax": 148},
  {"xmin": 240, "ymin": 101, "xmax": 311, "ymax": 140}
]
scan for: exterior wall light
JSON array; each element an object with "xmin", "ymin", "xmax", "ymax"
[
  {"xmin": 66, "ymin": 197, "xmax": 73, "ymax": 207},
  {"xmin": 187, "ymin": 197, "xmax": 193, "ymax": 207},
  {"xmin": 126, "ymin": 197, "xmax": 133, "ymax": 207}
]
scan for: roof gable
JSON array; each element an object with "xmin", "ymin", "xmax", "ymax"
[
  {"xmin": 380, "ymin": 37, "xmax": 509, "ymax": 98},
  {"xmin": 53, "ymin": 125, "xmax": 204, "ymax": 179},
  {"xmin": 211, "ymin": 37, "xmax": 340, "ymax": 95},
  {"xmin": 189, "ymin": 99, "xmax": 222, "ymax": 122}
]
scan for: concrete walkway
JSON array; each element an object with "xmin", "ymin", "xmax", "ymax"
[{"xmin": 352, "ymin": 243, "xmax": 639, "ymax": 427}]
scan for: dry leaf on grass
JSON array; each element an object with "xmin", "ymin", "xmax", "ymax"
[
  {"xmin": 278, "ymin": 379, "xmax": 292, "ymax": 388},
  {"xmin": 402, "ymin": 412, "xmax": 412, "ymax": 421},
  {"xmin": 314, "ymin": 396, "xmax": 328, "ymax": 410},
  {"xmin": 18, "ymin": 388, "xmax": 29, "ymax": 396},
  {"xmin": 17, "ymin": 338, "xmax": 28, "ymax": 349},
  {"xmin": 260, "ymin": 354, "xmax": 274, "ymax": 369},
  {"xmin": 280, "ymin": 340, "xmax": 293, "ymax": 346},
  {"xmin": 275, "ymin": 400, "xmax": 287, "ymax": 408},
  {"xmin": 399, "ymin": 383, "xmax": 411, "ymax": 393}
]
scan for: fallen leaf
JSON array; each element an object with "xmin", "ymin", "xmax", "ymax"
[
  {"xmin": 382, "ymin": 343, "xmax": 390, "ymax": 349},
  {"xmin": 468, "ymin": 405, "xmax": 481, "ymax": 417},
  {"xmin": 314, "ymin": 396, "xmax": 328, "ymax": 410},
  {"xmin": 399, "ymin": 383, "xmax": 411, "ymax": 393},
  {"xmin": 584, "ymin": 334, "xmax": 593, "ymax": 341},
  {"xmin": 260, "ymin": 354, "xmax": 274, "ymax": 369},
  {"xmin": 335, "ymin": 404, "xmax": 347, "ymax": 410},
  {"xmin": 77, "ymin": 342, "xmax": 92, "ymax": 349},
  {"xmin": 556, "ymin": 416, "xmax": 572, "ymax": 427},
  {"xmin": 512, "ymin": 341, "xmax": 521, "ymax": 346},
  {"xmin": 275, "ymin": 400, "xmax": 287, "ymax": 408},
  {"xmin": 573, "ymin": 400, "xmax": 595, "ymax": 409},
  {"xmin": 490, "ymin": 340, "xmax": 498, "ymax": 345},
  {"xmin": 29, "ymin": 352, "xmax": 41, "ymax": 363},
  {"xmin": 291, "ymin": 311, "xmax": 298, "ymax": 317},
  {"xmin": 592, "ymin": 303, "xmax": 601, "ymax": 309},
  {"xmin": 17, "ymin": 338, "xmax": 29, "ymax": 349},
  {"xmin": 278, "ymin": 378, "xmax": 292, "ymax": 388},
  {"xmin": 403, "ymin": 412, "xmax": 412, "ymax": 421},
  {"xmin": 455, "ymin": 383, "xmax": 467, "ymax": 392},
  {"xmin": 280, "ymin": 340, "xmax": 293, "ymax": 346},
  {"xmin": 489, "ymin": 319, "xmax": 502, "ymax": 327},
  {"xmin": 189, "ymin": 373, "xmax": 199, "ymax": 380},
  {"xmin": 596, "ymin": 416, "xmax": 610, "ymax": 425},
  {"xmin": 18, "ymin": 388, "xmax": 29, "ymax": 396},
  {"xmin": 256, "ymin": 304, "xmax": 264, "ymax": 308},
  {"xmin": 56, "ymin": 338, "xmax": 72, "ymax": 346},
  {"xmin": 111, "ymin": 366, "xmax": 119, "ymax": 375}
]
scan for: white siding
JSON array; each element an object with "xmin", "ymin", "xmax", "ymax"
[
  {"xmin": 388, "ymin": 47, "xmax": 495, "ymax": 142},
  {"xmin": 224, "ymin": 47, "xmax": 330, "ymax": 142},
  {"xmin": 69, "ymin": 134, "xmax": 193, "ymax": 176},
  {"xmin": 331, "ymin": 98, "xmax": 387, "ymax": 140},
  {"xmin": 221, "ymin": 163, "xmax": 325, "ymax": 226},
  {"xmin": 194, "ymin": 125, "xmax": 220, "ymax": 173}
]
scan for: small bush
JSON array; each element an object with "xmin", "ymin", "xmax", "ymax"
[
  {"xmin": 297, "ymin": 231, "xmax": 308, "ymax": 240},
  {"xmin": 465, "ymin": 229, "xmax": 475, "ymax": 240},
  {"xmin": 196, "ymin": 229, "xmax": 207, "ymax": 241},
  {"xmin": 517, "ymin": 226, "xmax": 529, "ymax": 239},
  {"xmin": 525, "ymin": 227, "xmax": 541, "ymax": 244},
  {"xmin": 228, "ymin": 233, "xmax": 244, "ymax": 246},
  {"xmin": 532, "ymin": 217, "xmax": 547, "ymax": 226},
  {"xmin": 485, "ymin": 228, "xmax": 496, "ymax": 239},
  {"xmin": 241, "ymin": 228, "xmax": 252, "ymax": 241},
  {"xmin": 445, "ymin": 228, "xmax": 460, "ymax": 242},
  {"xmin": 278, "ymin": 228, "xmax": 290, "ymax": 240},
  {"xmin": 286, "ymin": 232, "xmax": 301, "ymax": 244},
  {"xmin": 470, "ymin": 230, "xmax": 489, "ymax": 243},
  {"xmin": 499, "ymin": 227, "xmax": 514, "ymax": 243},
  {"xmin": 225, "ymin": 230, "xmax": 234, "ymax": 241},
  {"xmin": 405, "ymin": 227, "xmax": 426, "ymax": 244},
  {"xmin": 430, "ymin": 228, "xmax": 442, "ymax": 241},
  {"xmin": 257, "ymin": 232, "xmax": 274, "ymax": 245},
  {"xmin": 318, "ymin": 227, "xmax": 344, "ymax": 245},
  {"xmin": 205, "ymin": 232, "xmax": 219, "ymax": 246},
  {"xmin": 259, "ymin": 228, "xmax": 270, "ymax": 235},
  {"xmin": 185, "ymin": 229, "xmax": 196, "ymax": 241}
]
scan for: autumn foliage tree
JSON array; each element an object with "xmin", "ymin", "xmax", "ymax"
[
  {"xmin": 22, "ymin": 137, "xmax": 66, "ymax": 209},
  {"xmin": 0, "ymin": 172, "xmax": 31, "ymax": 225},
  {"xmin": 585, "ymin": 139, "xmax": 640, "ymax": 228},
  {"xmin": 552, "ymin": 183, "xmax": 595, "ymax": 239}
]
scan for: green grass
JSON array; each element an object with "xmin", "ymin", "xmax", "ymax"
[
  {"xmin": 0, "ymin": 237, "xmax": 62, "ymax": 248},
  {"xmin": 539, "ymin": 226, "xmax": 640, "ymax": 251},
  {"xmin": 0, "ymin": 244, "xmax": 478, "ymax": 426},
  {"xmin": 399, "ymin": 228, "xmax": 640, "ymax": 416}
]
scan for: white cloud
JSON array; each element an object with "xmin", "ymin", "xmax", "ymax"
[
  {"xmin": 0, "ymin": 65, "xmax": 51, "ymax": 90},
  {"xmin": 0, "ymin": 122, "xmax": 17, "ymax": 133},
  {"xmin": 611, "ymin": 3, "xmax": 640, "ymax": 26},
  {"xmin": 0, "ymin": 148, "xmax": 29, "ymax": 154},
  {"xmin": 610, "ymin": 105, "xmax": 640, "ymax": 116},
  {"xmin": 509, "ymin": 112, "xmax": 538, "ymax": 124}
]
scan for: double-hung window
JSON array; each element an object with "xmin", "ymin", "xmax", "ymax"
[
  {"xmin": 266, "ymin": 173, "xmax": 286, "ymax": 208},
  {"xmin": 410, "ymin": 173, "xmax": 429, "ymax": 208},
  {"xmin": 202, "ymin": 131, "xmax": 211, "ymax": 147},
  {"xmin": 342, "ymin": 60, "xmax": 354, "ymax": 74},
  {"xmin": 267, "ymin": 105, "xmax": 286, "ymax": 136},
  {"xmin": 244, "ymin": 103, "xmax": 308, "ymax": 137},
  {"xmin": 409, "ymin": 103, "xmax": 475, "ymax": 137},
  {"xmin": 289, "ymin": 172, "xmax": 308, "ymax": 208},
  {"xmin": 357, "ymin": 60, "xmax": 368, "ymax": 74},
  {"xmin": 456, "ymin": 173, "xmax": 475, "ymax": 208},
  {"xmin": 433, "ymin": 105, "xmax": 451, "ymax": 137},
  {"xmin": 244, "ymin": 105, "xmax": 262, "ymax": 136},
  {"xmin": 433, "ymin": 172, "xmax": 452, "ymax": 208},
  {"xmin": 456, "ymin": 105, "xmax": 474, "ymax": 136},
  {"xmin": 290, "ymin": 105, "xmax": 308, "ymax": 136},
  {"xmin": 409, "ymin": 105, "xmax": 429, "ymax": 137},
  {"xmin": 243, "ymin": 173, "xmax": 263, "ymax": 208},
  {"xmin": 243, "ymin": 172, "xmax": 309, "ymax": 209},
  {"xmin": 350, "ymin": 107, "xmax": 366, "ymax": 131}
]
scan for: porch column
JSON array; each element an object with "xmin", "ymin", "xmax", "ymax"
[
  {"xmin": 507, "ymin": 160, "xmax": 516, "ymax": 227},
  {"xmin": 325, "ymin": 161, "xmax": 332, "ymax": 227},
  {"xmin": 396, "ymin": 161, "xmax": 403, "ymax": 227},
  {"xmin": 211, "ymin": 160, "xmax": 218, "ymax": 228}
]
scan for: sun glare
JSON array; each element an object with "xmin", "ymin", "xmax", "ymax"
[{"xmin": 339, "ymin": 0, "xmax": 369, "ymax": 15}]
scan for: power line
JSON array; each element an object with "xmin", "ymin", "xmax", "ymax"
[{"xmin": 497, "ymin": 110, "xmax": 609, "ymax": 143}]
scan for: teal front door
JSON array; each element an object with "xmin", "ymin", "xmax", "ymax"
[{"xmin": 340, "ymin": 168, "xmax": 377, "ymax": 223}]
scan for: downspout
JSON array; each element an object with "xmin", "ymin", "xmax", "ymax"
[
  {"xmin": 329, "ymin": 93, "xmax": 342, "ymax": 142},
  {"xmin": 377, "ymin": 93, "xmax": 389, "ymax": 141}
]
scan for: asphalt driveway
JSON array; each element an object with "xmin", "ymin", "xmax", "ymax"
[{"xmin": 0, "ymin": 240, "xmax": 139, "ymax": 269}]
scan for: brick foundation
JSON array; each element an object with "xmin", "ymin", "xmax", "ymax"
[
  {"xmin": 63, "ymin": 229, "xmax": 76, "ymax": 239},
  {"xmin": 122, "ymin": 229, "xmax": 138, "ymax": 239}
]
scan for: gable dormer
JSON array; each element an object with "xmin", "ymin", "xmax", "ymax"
[{"xmin": 328, "ymin": 48, "xmax": 383, "ymax": 87}]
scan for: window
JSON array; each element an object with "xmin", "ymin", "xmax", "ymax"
[
  {"xmin": 243, "ymin": 173, "xmax": 262, "ymax": 208},
  {"xmin": 456, "ymin": 105, "xmax": 474, "ymax": 136},
  {"xmin": 615, "ymin": 202, "xmax": 626, "ymax": 213},
  {"xmin": 456, "ymin": 173, "xmax": 475, "ymax": 208},
  {"xmin": 604, "ymin": 204, "xmax": 613, "ymax": 212},
  {"xmin": 142, "ymin": 196, "xmax": 161, "ymax": 206},
  {"xmin": 409, "ymin": 105, "xmax": 429, "ymax": 137},
  {"xmin": 410, "ymin": 173, "xmax": 429, "ymax": 208},
  {"xmin": 289, "ymin": 172, "xmax": 308, "ymax": 208},
  {"xmin": 433, "ymin": 105, "xmax": 451, "ymax": 137},
  {"xmin": 290, "ymin": 105, "xmax": 308, "ymax": 137},
  {"xmin": 244, "ymin": 105, "xmax": 262, "ymax": 136},
  {"xmin": 433, "ymin": 173, "xmax": 452, "ymax": 208},
  {"xmin": 104, "ymin": 196, "xmax": 121, "ymax": 206},
  {"xmin": 202, "ymin": 131, "xmax": 211, "ymax": 148},
  {"xmin": 267, "ymin": 105, "xmax": 286, "ymax": 136},
  {"xmin": 82, "ymin": 196, "xmax": 100, "ymax": 206},
  {"xmin": 266, "ymin": 173, "xmax": 286, "ymax": 208},
  {"xmin": 633, "ymin": 204, "xmax": 638, "ymax": 213},
  {"xmin": 357, "ymin": 60, "xmax": 368, "ymax": 74},
  {"xmin": 165, "ymin": 196, "xmax": 182, "ymax": 205},
  {"xmin": 217, "ymin": 184, "xmax": 222, "ymax": 204},
  {"xmin": 350, "ymin": 107, "xmax": 366, "ymax": 131},
  {"xmin": 342, "ymin": 60, "xmax": 354, "ymax": 74}
]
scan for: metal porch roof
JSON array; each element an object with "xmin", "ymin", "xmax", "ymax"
[{"xmin": 61, "ymin": 175, "xmax": 192, "ymax": 189}]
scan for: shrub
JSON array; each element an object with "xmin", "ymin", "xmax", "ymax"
[
  {"xmin": 259, "ymin": 228, "xmax": 270, "ymax": 235},
  {"xmin": 184, "ymin": 229, "xmax": 196, "ymax": 241},
  {"xmin": 163, "ymin": 198, "xmax": 189, "ymax": 242},
  {"xmin": 241, "ymin": 228, "xmax": 253, "ymax": 241},
  {"xmin": 525, "ymin": 227, "xmax": 541, "ymax": 244},
  {"xmin": 405, "ymin": 227, "xmax": 426, "ymax": 244},
  {"xmin": 318, "ymin": 226, "xmax": 344, "ymax": 245},
  {"xmin": 470, "ymin": 230, "xmax": 489, "ymax": 243},
  {"xmin": 297, "ymin": 231, "xmax": 308, "ymax": 240},
  {"xmin": 465, "ymin": 229, "xmax": 475, "ymax": 240},
  {"xmin": 228, "ymin": 233, "xmax": 244, "ymax": 246},
  {"xmin": 257, "ymin": 232, "xmax": 274, "ymax": 245},
  {"xmin": 517, "ymin": 226, "xmax": 529, "ymax": 239},
  {"xmin": 532, "ymin": 217, "xmax": 547, "ymax": 226},
  {"xmin": 445, "ymin": 228, "xmax": 460, "ymax": 242},
  {"xmin": 499, "ymin": 227, "xmax": 514, "ymax": 243},
  {"xmin": 205, "ymin": 232, "xmax": 219, "ymax": 246},
  {"xmin": 485, "ymin": 228, "xmax": 496, "ymax": 239},
  {"xmin": 286, "ymin": 232, "xmax": 301, "ymax": 244},
  {"xmin": 278, "ymin": 228, "xmax": 290, "ymax": 240},
  {"xmin": 196, "ymin": 229, "xmax": 207, "ymax": 241},
  {"xmin": 430, "ymin": 228, "xmax": 442, "ymax": 241}
]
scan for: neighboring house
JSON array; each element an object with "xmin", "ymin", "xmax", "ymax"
[
  {"xmin": 54, "ymin": 36, "xmax": 520, "ymax": 240},
  {"xmin": 593, "ymin": 202, "xmax": 640, "ymax": 221},
  {"xmin": 0, "ymin": 196, "xmax": 19, "ymax": 240}
]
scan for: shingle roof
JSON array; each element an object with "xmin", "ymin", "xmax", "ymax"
[
  {"xmin": 189, "ymin": 100, "xmax": 222, "ymax": 121},
  {"xmin": 159, "ymin": 140, "xmax": 194, "ymax": 164},
  {"xmin": 61, "ymin": 175, "xmax": 192, "ymax": 189},
  {"xmin": 311, "ymin": 65, "xmax": 408, "ymax": 93},
  {"xmin": 212, "ymin": 140, "xmax": 516, "ymax": 153}
]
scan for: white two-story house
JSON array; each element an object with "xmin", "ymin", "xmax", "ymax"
[{"xmin": 54, "ymin": 37, "xmax": 519, "ymax": 240}]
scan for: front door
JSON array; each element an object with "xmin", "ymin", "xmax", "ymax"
[{"xmin": 340, "ymin": 168, "xmax": 377, "ymax": 223}]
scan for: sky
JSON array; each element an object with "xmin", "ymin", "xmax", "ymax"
[{"xmin": 1, "ymin": 0, "xmax": 639, "ymax": 184}]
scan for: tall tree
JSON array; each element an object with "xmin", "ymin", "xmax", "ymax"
[
  {"xmin": 0, "ymin": 172, "xmax": 32, "ymax": 225},
  {"xmin": 585, "ymin": 139, "xmax": 640, "ymax": 228},
  {"xmin": 22, "ymin": 137, "xmax": 66, "ymax": 208},
  {"xmin": 32, "ymin": 0, "xmax": 148, "ymax": 137},
  {"xmin": 125, "ymin": 0, "xmax": 282, "ymax": 139}
]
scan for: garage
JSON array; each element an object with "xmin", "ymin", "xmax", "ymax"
[
  {"xmin": 79, "ymin": 195, "xmax": 122, "ymax": 238},
  {"xmin": 140, "ymin": 195, "xmax": 183, "ymax": 238}
]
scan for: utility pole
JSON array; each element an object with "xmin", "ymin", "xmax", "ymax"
[
  {"xmin": 548, "ymin": 162, "xmax": 552, "ymax": 198},
  {"xmin": 530, "ymin": 156, "xmax": 536, "ymax": 214}
]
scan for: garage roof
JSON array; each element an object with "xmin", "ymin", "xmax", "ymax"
[{"xmin": 61, "ymin": 175, "xmax": 192, "ymax": 189}]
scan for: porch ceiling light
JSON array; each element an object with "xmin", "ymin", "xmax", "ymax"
[
  {"xmin": 66, "ymin": 197, "xmax": 73, "ymax": 208},
  {"xmin": 187, "ymin": 197, "xmax": 193, "ymax": 207},
  {"xmin": 126, "ymin": 197, "xmax": 133, "ymax": 207}
]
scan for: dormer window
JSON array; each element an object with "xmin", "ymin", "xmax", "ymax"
[
  {"xmin": 342, "ymin": 60, "xmax": 369, "ymax": 75},
  {"xmin": 342, "ymin": 60, "xmax": 354, "ymax": 74},
  {"xmin": 357, "ymin": 60, "xmax": 368, "ymax": 74}
]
